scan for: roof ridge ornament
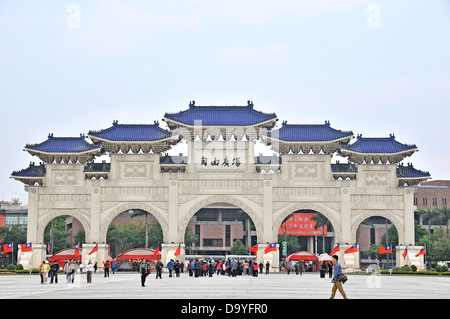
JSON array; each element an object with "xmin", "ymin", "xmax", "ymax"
[
  {"xmin": 247, "ymin": 100, "xmax": 254, "ymax": 108},
  {"xmin": 189, "ymin": 100, "xmax": 196, "ymax": 109}
]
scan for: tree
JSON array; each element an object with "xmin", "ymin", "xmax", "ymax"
[
  {"xmin": 437, "ymin": 205, "xmax": 450, "ymax": 239},
  {"xmin": 0, "ymin": 225, "xmax": 27, "ymax": 264},
  {"xmin": 106, "ymin": 221, "xmax": 163, "ymax": 257},
  {"xmin": 43, "ymin": 216, "xmax": 72, "ymax": 253},
  {"xmin": 230, "ymin": 239, "xmax": 248, "ymax": 255},
  {"xmin": 364, "ymin": 244, "xmax": 382, "ymax": 260},
  {"xmin": 278, "ymin": 234, "xmax": 301, "ymax": 256},
  {"xmin": 418, "ymin": 208, "xmax": 441, "ymax": 234},
  {"xmin": 130, "ymin": 209, "xmax": 151, "ymax": 248},
  {"xmin": 184, "ymin": 227, "xmax": 199, "ymax": 255},
  {"xmin": 311, "ymin": 212, "xmax": 330, "ymax": 253}
]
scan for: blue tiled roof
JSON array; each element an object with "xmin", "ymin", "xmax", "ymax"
[
  {"xmin": 340, "ymin": 134, "xmax": 417, "ymax": 154},
  {"xmin": 24, "ymin": 134, "xmax": 101, "ymax": 153},
  {"xmin": 397, "ymin": 163, "xmax": 430, "ymax": 179},
  {"xmin": 84, "ymin": 162, "xmax": 111, "ymax": 173},
  {"xmin": 160, "ymin": 155, "xmax": 188, "ymax": 165},
  {"xmin": 268, "ymin": 121, "xmax": 353, "ymax": 142},
  {"xmin": 88, "ymin": 121, "xmax": 174, "ymax": 142},
  {"xmin": 331, "ymin": 162, "xmax": 358, "ymax": 173},
  {"xmin": 254, "ymin": 156, "xmax": 281, "ymax": 165},
  {"xmin": 11, "ymin": 163, "xmax": 46, "ymax": 178},
  {"xmin": 163, "ymin": 101, "xmax": 277, "ymax": 127}
]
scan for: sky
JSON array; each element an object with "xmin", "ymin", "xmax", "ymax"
[{"xmin": 0, "ymin": 0, "xmax": 449, "ymax": 205}]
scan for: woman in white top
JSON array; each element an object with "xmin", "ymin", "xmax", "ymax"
[{"xmin": 86, "ymin": 260, "xmax": 94, "ymax": 283}]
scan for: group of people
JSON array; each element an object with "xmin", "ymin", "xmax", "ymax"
[
  {"xmin": 187, "ymin": 259, "xmax": 271, "ymax": 278},
  {"xmin": 38, "ymin": 258, "xmax": 118, "ymax": 285},
  {"xmin": 39, "ymin": 254, "xmax": 348, "ymax": 299}
]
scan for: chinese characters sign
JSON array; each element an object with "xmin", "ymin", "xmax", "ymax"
[{"xmin": 278, "ymin": 213, "xmax": 327, "ymax": 236}]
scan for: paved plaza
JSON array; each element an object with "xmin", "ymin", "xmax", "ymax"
[{"xmin": 0, "ymin": 271, "xmax": 449, "ymax": 299}]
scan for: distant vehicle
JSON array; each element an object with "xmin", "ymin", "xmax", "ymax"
[
  {"xmin": 225, "ymin": 255, "xmax": 256, "ymax": 261},
  {"xmin": 185, "ymin": 255, "xmax": 225, "ymax": 262}
]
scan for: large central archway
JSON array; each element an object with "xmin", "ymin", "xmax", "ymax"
[
  {"xmin": 273, "ymin": 202, "xmax": 341, "ymax": 245},
  {"xmin": 178, "ymin": 195, "xmax": 263, "ymax": 246},
  {"xmin": 100, "ymin": 202, "xmax": 169, "ymax": 243}
]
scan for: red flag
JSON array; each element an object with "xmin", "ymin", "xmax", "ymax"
[
  {"xmin": 330, "ymin": 243, "xmax": 340, "ymax": 255},
  {"xmin": 74, "ymin": 242, "xmax": 80, "ymax": 257},
  {"xmin": 20, "ymin": 243, "xmax": 32, "ymax": 252},
  {"xmin": 88, "ymin": 243, "xmax": 98, "ymax": 255},
  {"xmin": 136, "ymin": 227, "xmax": 140, "ymax": 231},
  {"xmin": 174, "ymin": 244, "xmax": 181, "ymax": 256},
  {"xmin": 379, "ymin": 245, "xmax": 392, "ymax": 254},
  {"xmin": 264, "ymin": 243, "xmax": 277, "ymax": 254},
  {"xmin": 153, "ymin": 244, "xmax": 160, "ymax": 257},
  {"xmin": 402, "ymin": 246, "xmax": 408, "ymax": 260},
  {"xmin": 415, "ymin": 245, "xmax": 426, "ymax": 257},
  {"xmin": 3, "ymin": 243, "xmax": 13, "ymax": 253},
  {"xmin": 344, "ymin": 243, "xmax": 358, "ymax": 254},
  {"xmin": 250, "ymin": 244, "xmax": 258, "ymax": 256}
]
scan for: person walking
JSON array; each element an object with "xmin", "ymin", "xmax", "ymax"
[
  {"xmin": 64, "ymin": 260, "xmax": 71, "ymax": 283},
  {"xmin": 69, "ymin": 258, "xmax": 78, "ymax": 283},
  {"xmin": 86, "ymin": 259, "xmax": 93, "ymax": 283},
  {"xmin": 41, "ymin": 261, "xmax": 50, "ymax": 284},
  {"xmin": 253, "ymin": 262, "xmax": 259, "ymax": 277},
  {"xmin": 187, "ymin": 260, "xmax": 193, "ymax": 277},
  {"xmin": 166, "ymin": 259, "xmax": 174, "ymax": 277},
  {"xmin": 328, "ymin": 262, "xmax": 333, "ymax": 278},
  {"xmin": 155, "ymin": 260, "xmax": 163, "ymax": 279},
  {"xmin": 112, "ymin": 260, "xmax": 117, "ymax": 274},
  {"xmin": 50, "ymin": 261, "xmax": 59, "ymax": 284},
  {"xmin": 139, "ymin": 258, "xmax": 149, "ymax": 287},
  {"xmin": 174, "ymin": 260, "xmax": 180, "ymax": 277},
  {"xmin": 104, "ymin": 260, "xmax": 110, "ymax": 277},
  {"xmin": 231, "ymin": 260, "xmax": 238, "ymax": 277},
  {"xmin": 39, "ymin": 261, "xmax": 44, "ymax": 284},
  {"xmin": 265, "ymin": 261, "xmax": 270, "ymax": 275},
  {"xmin": 329, "ymin": 255, "xmax": 348, "ymax": 299}
]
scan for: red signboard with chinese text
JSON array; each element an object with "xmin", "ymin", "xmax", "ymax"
[{"xmin": 278, "ymin": 213, "xmax": 327, "ymax": 236}]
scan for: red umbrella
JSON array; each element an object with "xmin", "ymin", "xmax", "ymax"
[{"xmin": 286, "ymin": 251, "xmax": 318, "ymax": 263}]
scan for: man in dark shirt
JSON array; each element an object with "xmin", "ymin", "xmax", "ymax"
[{"xmin": 139, "ymin": 259, "xmax": 149, "ymax": 287}]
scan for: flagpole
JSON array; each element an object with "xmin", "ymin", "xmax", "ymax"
[{"xmin": 424, "ymin": 244, "xmax": 427, "ymax": 271}]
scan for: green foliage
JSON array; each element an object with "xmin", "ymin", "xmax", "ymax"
[
  {"xmin": 43, "ymin": 216, "xmax": 72, "ymax": 252},
  {"xmin": 435, "ymin": 265, "xmax": 449, "ymax": 272},
  {"xmin": 411, "ymin": 264, "xmax": 417, "ymax": 272},
  {"xmin": 15, "ymin": 264, "xmax": 23, "ymax": 270},
  {"xmin": 230, "ymin": 239, "xmax": 248, "ymax": 255},
  {"xmin": 184, "ymin": 226, "xmax": 199, "ymax": 255},
  {"xmin": 7, "ymin": 264, "xmax": 15, "ymax": 271},
  {"xmin": 107, "ymin": 221, "xmax": 163, "ymax": 257},
  {"xmin": 0, "ymin": 224, "xmax": 27, "ymax": 262},
  {"xmin": 277, "ymin": 234, "xmax": 301, "ymax": 256}
]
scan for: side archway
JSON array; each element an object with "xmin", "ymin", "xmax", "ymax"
[
  {"xmin": 351, "ymin": 210, "xmax": 405, "ymax": 246},
  {"xmin": 178, "ymin": 195, "xmax": 263, "ymax": 244},
  {"xmin": 36, "ymin": 209, "xmax": 91, "ymax": 244},
  {"xmin": 100, "ymin": 202, "xmax": 169, "ymax": 243}
]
